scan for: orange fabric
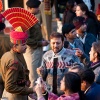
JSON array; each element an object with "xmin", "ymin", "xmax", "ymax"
[{"xmin": 0, "ymin": 0, "xmax": 3, "ymax": 12}]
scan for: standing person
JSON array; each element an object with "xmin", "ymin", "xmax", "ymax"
[
  {"xmin": 0, "ymin": 14, "xmax": 11, "ymax": 99},
  {"xmin": 80, "ymin": 69, "xmax": 100, "ymax": 100},
  {"xmin": 0, "ymin": 27, "xmax": 35, "ymax": 100},
  {"xmin": 75, "ymin": 3, "xmax": 98, "ymax": 38},
  {"xmin": 75, "ymin": 41, "xmax": 100, "ymax": 84},
  {"xmin": 24, "ymin": 0, "xmax": 49, "ymax": 89},
  {"xmin": 62, "ymin": 23, "xmax": 84, "ymax": 52},
  {"xmin": 36, "ymin": 0, "xmax": 54, "ymax": 41},
  {"xmin": 37, "ymin": 32, "xmax": 81, "ymax": 95},
  {"xmin": 73, "ymin": 16, "xmax": 96, "ymax": 56},
  {"xmin": 62, "ymin": 0, "xmax": 76, "ymax": 25},
  {"xmin": 0, "ymin": 1, "xmax": 11, "ymax": 98}
]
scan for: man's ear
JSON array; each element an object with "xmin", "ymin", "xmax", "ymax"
[
  {"xmin": 94, "ymin": 52, "xmax": 98, "ymax": 58},
  {"xmin": 83, "ymin": 11, "xmax": 86, "ymax": 15},
  {"xmin": 82, "ymin": 80, "xmax": 86, "ymax": 86},
  {"xmin": 65, "ymin": 34, "xmax": 68, "ymax": 38}
]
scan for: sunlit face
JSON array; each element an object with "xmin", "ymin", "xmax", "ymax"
[
  {"xmin": 81, "ymin": 81, "xmax": 87, "ymax": 91},
  {"xmin": 50, "ymin": 37, "xmax": 64, "ymax": 53},
  {"xmin": 97, "ymin": 15, "xmax": 100, "ymax": 21},
  {"xmin": 60, "ymin": 77, "xmax": 65, "ymax": 91},
  {"xmin": 89, "ymin": 47, "xmax": 96, "ymax": 62},
  {"xmin": 15, "ymin": 43, "xmax": 27, "ymax": 53},
  {"xmin": 76, "ymin": 24, "xmax": 87, "ymax": 35},
  {"xmin": 76, "ymin": 6, "xmax": 85, "ymax": 16},
  {"xmin": 27, "ymin": 7, "xmax": 39, "ymax": 15}
]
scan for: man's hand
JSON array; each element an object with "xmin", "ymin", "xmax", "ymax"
[
  {"xmin": 37, "ymin": 67, "xmax": 43, "ymax": 75},
  {"xmin": 75, "ymin": 48, "xmax": 83, "ymax": 57},
  {"xmin": 29, "ymin": 93, "xmax": 37, "ymax": 99},
  {"xmin": 55, "ymin": 18, "xmax": 60, "ymax": 21},
  {"xmin": 26, "ymin": 80, "xmax": 31, "ymax": 87}
]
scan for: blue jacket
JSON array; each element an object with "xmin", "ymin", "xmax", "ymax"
[
  {"xmin": 85, "ymin": 83, "xmax": 100, "ymax": 100},
  {"xmin": 79, "ymin": 33, "xmax": 96, "ymax": 56}
]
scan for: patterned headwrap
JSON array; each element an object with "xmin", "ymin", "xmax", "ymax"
[{"xmin": 2, "ymin": 7, "xmax": 39, "ymax": 44}]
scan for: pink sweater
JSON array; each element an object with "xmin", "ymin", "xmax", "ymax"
[{"xmin": 38, "ymin": 92, "xmax": 80, "ymax": 100}]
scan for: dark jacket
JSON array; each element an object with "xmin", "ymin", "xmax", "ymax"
[
  {"xmin": 85, "ymin": 18, "xmax": 98, "ymax": 38},
  {"xmin": 26, "ymin": 23, "xmax": 43, "ymax": 49},
  {"xmin": 54, "ymin": 0, "xmax": 67, "ymax": 19},
  {"xmin": 90, "ymin": 0, "xmax": 95, "ymax": 11},
  {"xmin": 62, "ymin": 10, "xmax": 76, "ymax": 25},
  {"xmin": 85, "ymin": 83, "xmax": 100, "ymax": 100},
  {"xmin": 79, "ymin": 33, "xmax": 96, "ymax": 56}
]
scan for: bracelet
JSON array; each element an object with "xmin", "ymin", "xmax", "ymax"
[{"xmin": 42, "ymin": 91, "xmax": 47, "ymax": 95}]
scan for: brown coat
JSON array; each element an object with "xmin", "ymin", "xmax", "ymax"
[{"xmin": 0, "ymin": 50, "xmax": 33, "ymax": 100}]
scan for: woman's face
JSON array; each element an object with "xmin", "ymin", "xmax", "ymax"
[
  {"xmin": 76, "ymin": 6, "xmax": 84, "ymax": 16},
  {"xmin": 89, "ymin": 47, "xmax": 97, "ymax": 63},
  {"xmin": 60, "ymin": 77, "xmax": 65, "ymax": 91}
]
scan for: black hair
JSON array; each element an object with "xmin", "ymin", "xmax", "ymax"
[
  {"xmin": 66, "ymin": 0, "xmax": 75, "ymax": 11},
  {"xmin": 64, "ymin": 41, "xmax": 69, "ymax": 48},
  {"xmin": 80, "ymin": 69, "xmax": 95, "ymax": 84},
  {"xmin": 65, "ymin": 72, "xmax": 81, "ymax": 92},
  {"xmin": 0, "ymin": 22, "xmax": 5, "ymax": 31},
  {"xmin": 62, "ymin": 23, "xmax": 75, "ymax": 37},
  {"xmin": 64, "ymin": 72, "xmax": 85, "ymax": 100},
  {"xmin": 26, "ymin": 0, "xmax": 41, "ymax": 8}
]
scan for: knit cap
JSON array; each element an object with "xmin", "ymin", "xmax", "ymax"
[{"xmin": 62, "ymin": 23, "xmax": 75, "ymax": 37}]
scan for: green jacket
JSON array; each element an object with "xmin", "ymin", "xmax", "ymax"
[{"xmin": 26, "ymin": 23, "xmax": 43, "ymax": 49}]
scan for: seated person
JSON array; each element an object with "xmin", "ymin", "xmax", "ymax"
[
  {"xmin": 62, "ymin": 23, "xmax": 84, "ymax": 52},
  {"xmin": 35, "ymin": 72, "xmax": 85, "ymax": 100},
  {"xmin": 75, "ymin": 41, "xmax": 100, "ymax": 84},
  {"xmin": 80, "ymin": 69, "xmax": 100, "ymax": 100}
]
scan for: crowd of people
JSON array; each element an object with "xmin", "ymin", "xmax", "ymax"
[{"xmin": 0, "ymin": 0, "xmax": 100, "ymax": 100}]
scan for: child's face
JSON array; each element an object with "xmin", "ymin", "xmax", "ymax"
[{"xmin": 97, "ymin": 15, "xmax": 100, "ymax": 21}]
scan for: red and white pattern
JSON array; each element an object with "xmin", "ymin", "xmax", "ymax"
[{"xmin": 2, "ymin": 7, "xmax": 38, "ymax": 31}]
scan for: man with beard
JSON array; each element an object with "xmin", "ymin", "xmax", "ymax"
[{"xmin": 37, "ymin": 32, "xmax": 81, "ymax": 95}]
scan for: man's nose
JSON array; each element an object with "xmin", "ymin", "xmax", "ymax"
[{"xmin": 54, "ymin": 43, "xmax": 58, "ymax": 47}]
